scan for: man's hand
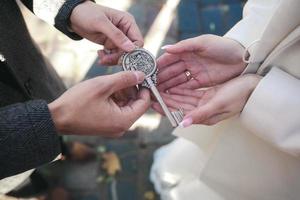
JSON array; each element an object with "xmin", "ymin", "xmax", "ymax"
[
  {"xmin": 70, "ymin": 1, "xmax": 143, "ymax": 65},
  {"xmin": 49, "ymin": 71, "xmax": 150, "ymax": 137},
  {"xmin": 153, "ymin": 75, "xmax": 261, "ymax": 127},
  {"xmin": 157, "ymin": 35, "xmax": 246, "ymax": 92}
]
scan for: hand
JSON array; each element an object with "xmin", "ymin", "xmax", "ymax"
[
  {"xmin": 70, "ymin": 1, "xmax": 143, "ymax": 65},
  {"xmin": 153, "ymin": 75, "xmax": 261, "ymax": 126},
  {"xmin": 157, "ymin": 35, "xmax": 246, "ymax": 92},
  {"xmin": 49, "ymin": 71, "xmax": 150, "ymax": 137}
]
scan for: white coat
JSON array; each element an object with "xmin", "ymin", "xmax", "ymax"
[{"xmin": 151, "ymin": 0, "xmax": 300, "ymax": 199}]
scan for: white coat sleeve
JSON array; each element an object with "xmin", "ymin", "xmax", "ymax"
[
  {"xmin": 240, "ymin": 67, "xmax": 300, "ymax": 156},
  {"xmin": 224, "ymin": 0, "xmax": 280, "ymax": 48}
]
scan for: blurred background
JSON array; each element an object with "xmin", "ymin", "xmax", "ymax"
[{"xmin": 4, "ymin": 0, "xmax": 244, "ymax": 199}]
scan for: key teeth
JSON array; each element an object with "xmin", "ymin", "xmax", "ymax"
[
  {"xmin": 179, "ymin": 108, "xmax": 184, "ymax": 119},
  {"xmin": 172, "ymin": 109, "xmax": 184, "ymax": 126}
]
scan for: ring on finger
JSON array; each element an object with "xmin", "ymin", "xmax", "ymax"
[{"xmin": 184, "ymin": 70, "xmax": 192, "ymax": 81}]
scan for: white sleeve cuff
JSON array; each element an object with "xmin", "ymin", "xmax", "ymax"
[{"xmin": 240, "ymin": 67, "xmax": 300, "ymax": 156}]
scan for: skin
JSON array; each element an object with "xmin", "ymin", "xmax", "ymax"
[
  {"xmin": 48, "ymin": 2, "xmax": 150, "ymax": 137},
  {"xmin": 49, "ymin": 71, "xmax": 150, "ymax": 137},
  {"xmin": 153, "ymin": 35, "xmax": 262, "ymax": 126},
  {"xmin": 153, "ymin": 75, "xmax": 261, "ymax": 126},
  {"xmin": 157, "ymin": 35, "xmax": 246, "ymax": 92},
  {"xmin": 70, "ymin": 1, "xmax": 144, "ymax": 65}
]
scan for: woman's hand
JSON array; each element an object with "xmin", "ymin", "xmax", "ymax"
[
  {"xmin": 70, "ymin": 1, "xmax": 143, "ymax": 65},
  {"xmin": 153, "ymin": 75, "xmax": 261, "ymax": 127},
  {"xmin": 49, "ymin": 71, "xmax": 150, "ymax": 137},
  {"xmin": 157, "ymin": 35, "xmax": 246, "ymax": 92}
]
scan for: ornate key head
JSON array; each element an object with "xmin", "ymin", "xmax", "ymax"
[{"xmin": 121, "ymin": 48, "xmax": 157, "ymax": 88}]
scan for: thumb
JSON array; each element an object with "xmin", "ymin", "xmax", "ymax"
[
  {"xmin": 101, "ymin": 20, "xmax": 136, "ymax": 52},
  {"xmin": 162, "ymin": 38, "xmax": 202, "ymax": 54},
  {"xmin": 108, "ymin": 71, "xmax": 145, "ymax": 93}
]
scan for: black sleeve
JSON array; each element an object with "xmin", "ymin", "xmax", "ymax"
[
  {"xmin": 54, "ymin": 0, "xmax": 88, "ymax": 40},
  {"xmin": 0, "ymin": 100, "xmax": 61, "ymax": 179}
]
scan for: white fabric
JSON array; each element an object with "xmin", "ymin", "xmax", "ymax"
[
  {"xmin": 238, "ymin": 0, "xmax": 300, "ymax": 155},
  {"xmin": 224, "ymin": 0, "xmax": 280, "ymax": 53},
  {"xmin": 33, "ymin": 0, "xmax": 66, "ymax": 25},
  {"xmin": 152, "ymin": 120, "xmax": 300, "ymax": 200},
  {"xmin": 224, "ymin": 0, "xmax": 280, "ymax": 74},
  {"xmin": 241, "ymin": 68, "xmax": 300, "ymax": 156},
  {"xmin": 0, "ymin": 170, "xmax": 33, "ymax": 194},
  {"xmin": 150, "ymin": 138, "xmax": 206, "ymax": 194},
  {"xmin": 151, "ymin": 0, "xmax": 300, "ymax": 199},
  {"xmin": 0, "ymin": 155, "xmax": 61, "ymax": 194}
]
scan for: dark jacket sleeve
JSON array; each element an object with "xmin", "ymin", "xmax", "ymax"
[
  {"xmin": 0, "ymin": 100, "xmax": 61, "ymax": 179},
  {"xmin": 54, "ymin": 0, "xmax": 88, "ymax": 40},
  {"xmin": 20, "ymin": 0, "xmax": 86, "ymax": 40}
]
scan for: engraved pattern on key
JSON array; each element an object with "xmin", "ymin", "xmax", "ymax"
[
  {"xmin": 122, "ymin": 49, "xmax": 157, "ymax": 88},
  {"xmin": 121, "ymin": 48, "xmax": 184, "ymax": 127}
]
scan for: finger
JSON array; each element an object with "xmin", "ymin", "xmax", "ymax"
[
  {"xmin": 133, "ymin": 40, "xmax": 144, "ymax": 48},
  {"xmin": 151, "ymin": 102, "xmax": 179, "ymax": 116},
  {"xmin": 158, "ymin": 61, "xmax": 187, "ymax": 84},
  {"xmin": 169, "ymin": 88, "xmax": 205, "ymax": 99},
  {"xmin": 161, "ymin": 93, "xmax": 195, "ymax": 111},
  {"xmin": 98, "ymin": 50, "xmax": 123, "ymax": 65},
  {"xmin": 151, "ymin": 102, "xmax": 165, "ymax": 116},
  {"xmin": 112, "ymin": 86, "xmax": 138, "ymax": 106},
  {"xmin": 162, "ymin": 37, "xmax": 203, "ymax": 54},
  {"xmin": 123, "ymin": 89, "xmax": 151, "ymax": 120},
  {"xmin": 101, "ymin": 20, "xmax": 136, "ymax": 52},
  {"xmin": 107, "ymin": 71, "xmax": 145, "ymax": 93},
  {"xmin": 115, "ymin": 12, "xmax": 144, "ymax": 47},
  {"xmin": 158, "ymin": 73, "xmax": 189, "ymax": 92},
  {"xmin": 164, "ymin": 93, "xmax": 198, "ymax": 107},
  {"xmin": 125, "ymin": 20, "xmax": 144, "ymax": 48},
  {"xmin": 176, "ymin": 79, "xmax": 202, "ymax": 89},
  {"xmin": 104, "ymin": 39, "xmax": 118, "ymax": 50},
  {"xmin": 169, "ymin": 88, "xmax": 211, "ymax": 108},
  {"xmin": 157, "ymin": 53, "xmax": 180, "ymax": 70},
  {"xmin": 184, "ymin": 104, "xmax": 215, "ymax": 125}
]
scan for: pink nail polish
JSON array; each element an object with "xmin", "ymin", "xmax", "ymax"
[
  {"xmin": 161, "ymin": 45, "xmax": 173, "ymax": 50},
  {"xmin": 179, "ymin": 117, "xmax": 193, "ymax": 128}
]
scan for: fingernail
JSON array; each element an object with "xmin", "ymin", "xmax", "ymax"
[
  {"xmin": 161, "ymin": 45, "xmax": 173, "ymax": 50},
  {"xmin": 179, "ymin": 117, "xmax": 193, "ymax": 128},
  {"xmin": 134, "ymin": 71, "xmax": 145, "ymax": 83},
  {"xmin": 123, "ymin": 40, "xmax": 135, "ymax": 52}
]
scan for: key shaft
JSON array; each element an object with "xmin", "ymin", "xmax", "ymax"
[{"xmin": 146, "ymin": 78, "xmax": 178, "ymax": 127}]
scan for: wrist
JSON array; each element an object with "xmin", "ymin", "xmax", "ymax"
[
  {"xmin": 48, "ymin": 101, "xmax": 68, "ymax": 134},
  {"xmin": 69, "ymin": 0, "xmax": 94, "ymax": 32},
  {"xmin": 55, "ymin": 0, "xmax": 94, "ymax": 40},
  {"xmin": 244, "ymin": 74, "xmax": 262, "ymax": 92}
]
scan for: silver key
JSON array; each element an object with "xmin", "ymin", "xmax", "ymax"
[{"xmin": 120, "ymin": 48, "xmax": 184, "ymax": 127}]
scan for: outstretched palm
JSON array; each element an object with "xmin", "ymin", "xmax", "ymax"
[
  {"xmin": 153, "ymin": 75, "xmax": 261, "ymax": 126},
  {"xmin": 157, "ymin": 35, "xmax": 246, "ymax": 92}
]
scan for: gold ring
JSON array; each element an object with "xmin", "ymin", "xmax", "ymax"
[{"xmin": 184, "ymin": 70, "xmax": 192, "ymax": 81}]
